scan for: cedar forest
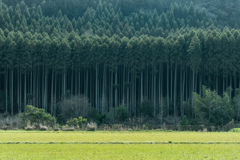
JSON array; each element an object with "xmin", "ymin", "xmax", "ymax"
[{"xmin": 1, "ymin": 0, "xmax": 240, "ymax": 126}]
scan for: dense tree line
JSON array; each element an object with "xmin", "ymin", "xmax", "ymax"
[
  {"xmin": 1, "ymin": 28, "xmax": 240, "ymax": 119},
  {"xmin": 0, "ymin": 0, "xmax": 240, "ymax": 125}
]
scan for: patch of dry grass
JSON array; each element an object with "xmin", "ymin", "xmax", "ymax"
[{"xmin": 0, "ymin": 114, "xmax": 23, "ymax": 129}]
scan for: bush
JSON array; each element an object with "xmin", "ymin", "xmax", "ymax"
[
  {"xmin": 66, "ymin": 116, "xmax": 87, "ymax": 128},
  {"xmin": 56, "ymin": 114, "xmax": 66, "ymax": 126},
  {"xmin": 91, "ymin": 109, "xmax": 110, "ymax": 125},
  {"xmin": 229, "ymin": 128, "xmax": 240, "ymax": 132},
  {"xmin": 140, "ymin": 100, "xmax": 154, "ymax": 118},
  {"xmin": 180, "ymin": 116, "xmax": 189, "ymax": 126},
  {"xmin": 66, "ymin": 118, "xmax": 78, "ymax": 128},
  {"xmin": 116, "ymin": 106, "xmax": 129, "ymax": 122},
  {"xmin": 210, "ymin": 109, "xmax": 231, "ymax": 126},
  {"xmin": 22, "ymin": 105, "xmax": 56, "ymax": 129},
  {"xmin": 180, "ymin": 116, "xmax": 189, "ymax": 131},
  {"xmin": 78, "ymin": 116, "xmax": 87, "ymax": 128}
]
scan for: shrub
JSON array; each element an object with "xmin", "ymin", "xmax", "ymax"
[
  {"xmin": 83, "ymin": 118, "xmax": 87, "ymax": 123},
  {"xmin": 210, "ymin": 109, "xmax": 231, "ymax": 126},
  {"xmin": 91, "ymin": 109, "xmax": 110, "ymax": 125},
  {"xmin": 78, "ymin": 116, "xmax": 87, "ymax": 128},
  {"xmin": 66, "ymin": 118, "xmax": 78, "ymax": 128},
  {"xmin": 180, "ymin": 116, "xmax": 189, "ymax": 131},
  {"xmin": 116, "ymin": 106, "xmax": 129, "ymax": 122},
  {"xmin": 66, "ymin": 116, "xmax": 88, "ymax": 128},
  {"xmin": 56, "ymin": 114, "xmax": 66, "ymax": 126},
  {"xmin": 229, "ymin": 128, "xmax": 240, "ymax": 132},
  {"xmin": 180, "ymin": 116, "xmax": 189, "ymax": 126},
  {"xmin": 22, "ymin": 105, "xmax": 56, "ymax": 129},
  {"xmin": 140, "ymin": 100, "xmax": 154, "ymax": 118}
]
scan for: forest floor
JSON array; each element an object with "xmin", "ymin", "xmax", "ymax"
[{"xmin": 0, "ymin": 130, "xmax": 240, "ymax": 159}]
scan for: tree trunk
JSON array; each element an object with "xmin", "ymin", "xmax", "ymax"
[
  {"xmin": 223, "ymin": 77, "xmax": 225, "ymax": 93},
  {"xmin": 36, "ymin": 66, "xmax": 39, "ymax": 108},
  {"xmin": 44, "ymin": 72, "xmax": 48, "ymax": 112},
  {"xmin": 51, "ymin": 70, "xmax": 54, "ymax": 115},
  {"xmin": 110, "ymin": 71, "xmax": 113, "ymax": 109},
  {"xmin": 75, "ymin": 70, "xmax": 77, "ymax": 95},
  {"xmin": 153, "ymin": 67, "xmax": 156, "ymax": 117},
  {"xmin": 20, "ymin": 69, "xmax": 22, "ymax": 112},
  {"xmin": 54, "ymin": 72, "xmax": 57, "ymax": 117},
  {"xmin": 78, "ymin": 69, "xmax": 81, "ymax": 95},
  {"xmin": 159, "ymin": 64, "xmax": 163, "ymax": 125},
  {"xmin": 141, "ymin": 71, "xmax": 143, "ymax": 103},
  {"xmin": 199, "ymin": 74, "xmax": 202, "ymax": 96},
  {"xmin": 122, "ymin": 66, "xmax": 125, "ymax": 108},
  {"xmin": 171, "ymin": 63, "xmax": 173, "ymax": 116},
  {"xmin": 5, "ymin": 67, "xmax": 8, "ymax": 113},
  {"xmin": 17, "ymin": 68, "xmax": 20, "ymax": 112},
  {"xmin": 182, "ymin": 69, "xmax": 186, "ymax": 116},
  {"xmin": 115, "ymin": 71, "xmax": 118, "ymax": 108},
  {"xmin": 146, "ymin": 67, "xmax": 149, "ymax": 99},
  {"xmin": 86, "ymin": 69, "xmax": 89, "ymax": 98},
  {"xmin": 63, "ymin": 71, "xmax": 66, "ymax": 97},
  {"xmin": 30, "ymin": 68, "xmax": 33, "ymax": 105},
  {"xmin": 71, "ymin": 69, "xmax": 73, "ymax": 96},
  {"xmin": 95, "ymin": 65, "xmax": 98, "ymax": 110},
  {"xmin": 33, "ymin": 68, "xmax": 36, "ymax": 107},
  {"xmin": 126, "ymin": 70, "xmax": 129, "ymax": 111},
  {"xmin": 167, "ymin": 62, "xmax": 169, "ymax": 117},
  {"xmin": 10, "ymin": 69, "xmax": 13, "ymax": 115},
  {"xmin": 230, "ymin": 76, "xmax": 232, "ymax": 99},
  {"xmin": 174, "ymin": 65, "xmax": 177, "ymax": 120},
  {"xmin": 180, "ymin": 69, "xmax": 182, "ymax": 117},
  {"xmin": 24, "ymin": 73, "xmax": 27, "ymax": 112},
  {"xmin": 102, "ymin": 64, "xmax": 106, "ymax": 113},
  {"xmin": 192, "ymin": 69, "xmax": 195, "ymax": 118}
]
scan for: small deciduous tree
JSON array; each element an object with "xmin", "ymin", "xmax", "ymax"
[
  {"xmin": 59, "ymin": 95, "xmax": 90, "ymax": 120},
  {"xmin": 193, "ymin": 86, "xmax": 234, "ymax": 125}
]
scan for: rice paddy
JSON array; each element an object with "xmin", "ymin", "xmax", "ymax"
[{"xmin": 0, "ymin": 131, "xmax": 240, "ymax": 159}]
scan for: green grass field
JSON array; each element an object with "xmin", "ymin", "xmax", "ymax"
[
  {"xmin": 0, "ymin": 144, "xmax": 240, "ymax": 160},
  {"xmin": 0, "ymin": 131, "xmax": 240, "ymax": 159},
  {"xmin": 1, "ymin": 131, "xmax": 240, "ymax": 143}
]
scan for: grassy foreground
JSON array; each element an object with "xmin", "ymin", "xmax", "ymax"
[
  {"xmin": 0, "ymin": 131, "xmax": 240, "ymax": 143},
  {"xmin": 0, "ymin": 144, "xmax": 239, "ymax": 160},
  {"xmin": 1, "ymin": 131, "xmax": 240, "ymax": 159}
]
